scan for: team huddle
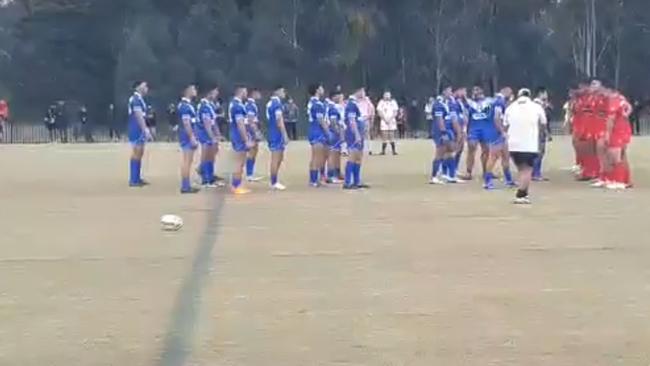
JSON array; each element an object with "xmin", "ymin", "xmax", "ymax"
[
  {"xmin": 566, "ymin": 79, "xmax": 633, "ymax": 190},
  {"xmin": 125, "ymin": 81, "xmax": 370, "ymax": 194}
]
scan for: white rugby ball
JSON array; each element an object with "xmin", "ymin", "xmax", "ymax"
[{"xmin": 160, "ymin": 214, "xmax": 183, "ymax": 231}]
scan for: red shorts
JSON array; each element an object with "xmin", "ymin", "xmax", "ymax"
[{"xmin": 609, "ymin": 121, "xmax": 632, "ymax": 148}]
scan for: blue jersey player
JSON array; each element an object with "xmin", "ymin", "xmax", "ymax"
[
  {"xmin": 229, "ymin": 87, "xmax": 254, "ymax": 195},
  {"xmin": 453, "ymin": 87, "xmax": 469, "ymax": 169},
  {"xmin": 307, "ymin": 83, "xmax": 330, "ymax": 187},
  {"xmin": 492, "ymin": 87, "xmax": 515, "ymax": 187},
  {"xmin": 343, "ymin": 87, "xmax": 370, "ymax": 189},
  {"xmin": 127, "ymin": 81, "xmax": 152, "ymax": 187},
  {"xmin": 326, "ymin": 90, "xmax": 345, "ymax": 184},
  {"xmin": 465, "ymin": 85, "xmax": 507, "ymax": 189},
  {"xmin": 430, "ymin": 86, "xmax": 461, "ymax": 184},
  {"xmin": 196, "ymin": 85, "xmax": 223, "ymax": 187},
  {"xmin": 265, "ymin": 86, "xmax": 290, "ymax": 191},
  {"xmin": 245, "ymin": 89, "xmax": 263, "ymax": 182},
  {"xmin": 177, "ymin": 84, "xmax": 200, "ymax": 194}
]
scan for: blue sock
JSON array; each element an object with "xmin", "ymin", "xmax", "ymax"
[
  {"xmin": 232, "ymin": 176, "xmax": 241, "ymax": 188},
  {"xmin": 320, "ymin": 166, "xmax": 326, "ymax": 179},
  {"xmin": 207, "ymin": 160, "xmax": 215, "ymax": 183},
  {"xmin": 484, "ymin": 172, "xmax": 493, "ymax": 186},
  {"xmin": 353, "ymin": 163, "xmax": 361, "ymax": 186},
  {"xmin": 335, "ymin": 168, "xmax": 341, "ymax": 177},
  {"xmin": 455, "ymin": 151, "xmax": 462, "ymax": 168},
  {"xmin": 432, "ymin": 159, "xmax": 442, "ymax": 178},
  {"xmin": 246, "ymin": 158, "xmax": 255, "ymax": 177},
  {"xmin": 181, "ymin": 177, "xmax": 191, "ymax": 191},
  {"xmin": 129, "ymin": 159, "xmax": 139, "ymax": 184},
  {"xmin": 199, "ymin": 162, "xmax": 208, "ymax": 184},
  {"xmin": 447, "ymin": 158, "xmax": 457, "ymax": 178},
  {"xmin": 309, "ymin": 170, "xmax": 318, "ymax": 184},
  {"xmin": 271, "ymin": 174, "xmax": 278, "ymax": 185},
  {"xmin": 345, "ymin": 162, "xmax": 354, "ymax": 186},
  {"xmin": 327, "ymin": 168, "xmax": 335, "ymax": 179},
  {"xmin": 533, "ymin": 157, "xmax": 542, "ymax": 178},
  {"xmin": 504, "ymin": 167, "xmax": 513, "ymax": 183}
]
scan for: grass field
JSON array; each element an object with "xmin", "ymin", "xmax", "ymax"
[{"xmin": 1, "ymin": 137, "xmax": 649, "ymax": 366}]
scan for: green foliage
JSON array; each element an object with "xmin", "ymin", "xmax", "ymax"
[{"xmin": 1, "ymin": 0, "xmax": 649, "ymax": 123}]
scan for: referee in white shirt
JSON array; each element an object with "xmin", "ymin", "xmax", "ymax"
[{"xmin": 504, "ymin": 88, "xmax": 548, "ymax": 204}]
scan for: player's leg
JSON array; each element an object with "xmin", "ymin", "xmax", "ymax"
[
  {"xmin": 511, "ymin": 152, "xmax": 535, "ymax": 204},
  {"xmin": 180, "ymin": 148, "xmax": 199, "ymax": 194},
  {"xmin": 462, "ymin": 129, "xmax": 479, "ymax": 180},
  {"xmin": 199, "ymin": 144, "xmax": 212, "ymax": 186},
  {"xmin": 309, "ymin": 143, "xmax": 325, "ymax": 186},
  {"xmin": 500, "ymin": 142, "xmax": 515, "ymax": 187},
  {"xmin": 231, "ymin": 149, "xmax": 250, "ymax": 194},
  {"xmin": 388, "ymin": 130, "xmax": 397, "ymax": 155},
  {"xmin": 246, "ymin": 143, "xmax": 261, "ymax": 181},
  {"xmin": 343, "ymin": 143, "xmax": 363, "ymax": 189},
  {"xmin": 430, "ymin": 132, "xmax": 447, "ymax": 185},
  {"xmin": 352, "ymin": 142, "xmax": 368, "ymax": 188},
  {"xmin": 327, "ymin": 143, "xmax": 342, "ymax": 184},
  {"xmin": 269, "ymin": 144, "xmax": 286, "ymax": 190},
  {"xmin": 605, "ymin": 145, "xmax": 624, "ymax": 190},
  {"xmin": 591, "ymin": 137, "xmax": 608, "ymax": 186},
  {"xmin": 129, "ymin": 142, "xmax": 146, "ymax": 186}
]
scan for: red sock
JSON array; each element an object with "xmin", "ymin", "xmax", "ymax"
[
  {"xmin": 582, "ymin": 155, "xmax": 599, "ymax": 178},
  {"xmin": 610, "ymin": 162, "xmax": 625, "ymax": 184},
  {"xmin": 623, "ymin": 160, "xmax": 632, "ymax": 186}
]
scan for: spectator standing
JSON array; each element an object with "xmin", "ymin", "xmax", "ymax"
[
  {"xmin": 424, "ymin": 96, "xmax": 435, "ymax": 138},
  {"xmin": 283, "ymin": 97, "xmax": 299, "ymax": 140},
  {"xmin": 376, "ymin": 90, "xmax": 399, "ymax": 155},
  {"xmin": 45, "ymin": 104, "xmax": 57, "ymax": 142},
  {"xmin": 166, "ymin": 102, "xmax": 177, "ymax": 142},
  {"xmin": 408, "ymin": 98, "xmax": 421, "ymax": 135},
  {"xmin": 55, "ymin": 101, "xmax": 69, "ymax": 143},
  {"xmin": 108, "ymin": 103, "xmax": 120, "ymax": 142},
  {"xmin": 0, "ymin": 99, "xmax": 9, "ymax": 142},
  {"xmin": 79, "ymin": 105, "xmax": 94, "ymax": 142},
  {"xmin": 396, "ymin": 103, "xmax": 407, "ymax": 139}
]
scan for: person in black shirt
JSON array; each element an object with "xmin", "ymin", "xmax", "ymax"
[
  {"xmin": 79, "ymin": 105, "xmax": 94, "ymax": 142},
  {"xmin": 283, "ymin": 97, "xmax": 299, "ymax": 140},
  {"xmin": 44, "ymin": 104, "xmax": 57, "ymax": 142},
  {"xmin": 166, "ymin": 103, "xmax": 177, "ymax": 142},
  {"xmin": 55, "ymin": 101, "xmax": 69, "ymax": 143}
]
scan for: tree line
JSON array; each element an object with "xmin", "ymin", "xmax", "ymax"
[{"xmin": 0, "ymin": 0, "xmax": 648, "ymax": 129}]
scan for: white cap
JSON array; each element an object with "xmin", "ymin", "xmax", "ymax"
[{"xmin": 517, "ymin": 88, "xmax": 531, "ymax": 98}]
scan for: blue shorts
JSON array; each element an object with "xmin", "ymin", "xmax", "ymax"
[
  {"xmin": 309, "ymin": 131, "xmax": 328, "ymax": 146},
  {"xmin": 231, "ymin": 140, "xmax": 249, "ymax": 153},
  {"xmin": 346, "ymin": 138, "xmax": 364, "ymax": 151},
  {"xmin": 432, "ymin": 129, "xmax": 455, "ymax": 147},
  {"xmin": 129, "ymin": 133, "xmax": 146, "ymax": 147},
  {"xmin": 247, "ymin": 125, "xmax": 262, "ymax": 142},
  {"xmin": 196, "ymin": 128, "xmax": 215, "ymax": 146},
  {"xmin": 179, "ymin": 140, "xmax": 198, "ymax": 151},
  {"xmin": 329, "ymin": 132, "xmax": 343, "ymax": 152},
  {"xmin": 468, "ymin": 125, "xmax": 503, "ymax": 146},
  {"xmin": 268, "ymin": 139, "xmax": 285, "ymax": 152}
]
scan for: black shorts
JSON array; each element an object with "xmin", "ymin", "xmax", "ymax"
[{"xmin": 510, "ymin": 152, "xmax": 538, "ymax": 168}]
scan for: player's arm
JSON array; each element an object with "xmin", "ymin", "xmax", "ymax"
[
  {"xmin": 180, "ymin": 109, "xmax": 197, "ymax": 145},
  {"xmin": 494, "ymin": 106, "xmax": 506, "ymax": 135},
  {"xmin": 348, "ymin": 111, "xmax": 361, "ymax": 142},
  {"xmin": 235, "ymin": 111, "xmax": 251, "ymax": 146},
  {"xmin": 451, "ymin": 113, "xmax": 462, "ymax": 143},
  {"xmin": 202, "ymin": 109, "xmax": 217, "ymax": 143},
  {"xmin": 276, "ymin": 107, "xmax": 289, "ymax": 143},
  {"xmin": 434, "ymin": 107, "xmax": 446, "ymax": 132},
  {"xmin": 317, "ymin": 104, "xmax": 330, "ymax": 135},
  {"xmin": 133, "ymin": 99, "xmax": 150, "ymax": 138}
]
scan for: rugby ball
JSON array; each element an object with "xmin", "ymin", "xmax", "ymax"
[{"xmin": 160, "ymin": 214, "xmax": 183, "ymax": 231}]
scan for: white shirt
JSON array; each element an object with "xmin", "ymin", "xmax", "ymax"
[
  {"xmin": 504, "ymin": 96, "xmax": 547, "ymax": 153},
  {"xmin": 376, "ymin": 99, "xmax": 399, "ymax": 123}
]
